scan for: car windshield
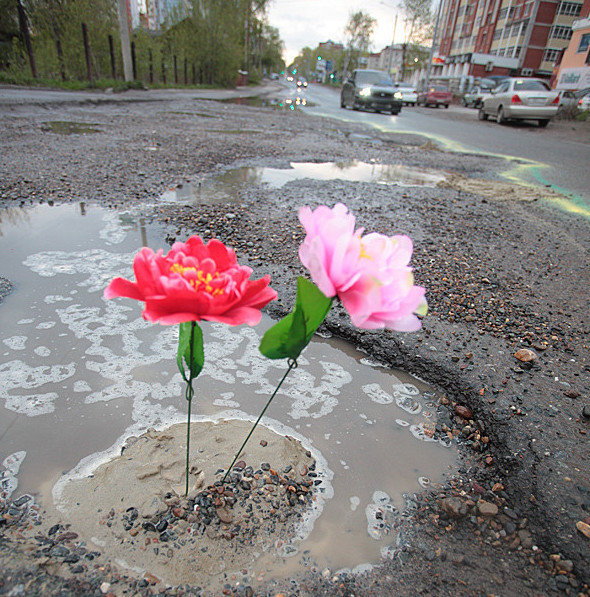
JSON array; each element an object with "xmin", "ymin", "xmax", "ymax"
[
  {"xmin": 432, "ymin": 85, "xmax": 448, "ymax": 92},
  {"xmin": 356, "ymin": 71, "xmax": 393, "ymax": 86},
  {"xmin": 513, "ymin": 80, "xmax": 550, "ymax": 91}
]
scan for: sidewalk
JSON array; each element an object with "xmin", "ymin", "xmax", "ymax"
[{"xmin": 0, "ymin": 80, "xmax": 283, "ymax": 108}]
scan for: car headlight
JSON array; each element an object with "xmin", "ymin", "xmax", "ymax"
[
  {"xmin": 394, "ymin": 91, "xmax": 403, "ymax": 100},
  {"xmin": 359, "ymin": 87, "xmax": 371, "ymax": 97}
]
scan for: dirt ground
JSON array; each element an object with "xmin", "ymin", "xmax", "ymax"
[{"xmin": 0, "ymin": 85, "xmax": 589, "ymax": 596}]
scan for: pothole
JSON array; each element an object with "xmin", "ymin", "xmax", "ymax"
[
  {"xmin": 41, "ymin": 121, "xmax": 102, "ymax": 135},
  {"xmin": 217, "ymin": 96, "xmax": 316, "ymax": 109},
  {"xmin": 160, "ymin": 160, "xmax": 447, "ymax": 204},
  {"xmin": 0, "ymin": 202, "xmax": 457, "ymax": 591}
]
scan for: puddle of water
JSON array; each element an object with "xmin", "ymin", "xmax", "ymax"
[
  {"xmin": 160, "ymin": 160, "xmax": 446, "ymax": 204},
  {"xmin": 0, "ymin": 202, "xmax": 457, "ymax": 583},
  {"xmin": 218, "ymin": 96, "xmax": 316, "ymax": 109},
  {"xmin": 41, "ymin": 121, "xmax": 101, "ymax": 135}
]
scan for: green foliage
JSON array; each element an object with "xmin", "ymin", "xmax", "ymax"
[
  {"xmin": 177, "ymin": 322, "xmax": 205, "ymax": 383},
  {"xmin": 342, "ymin": 10, "xmax": 376, "ymax": 74},
  {"xmin": 1, "ymin": 0, "xmax": 284, "ymax": 88},
  {"xmin": 260, "ymin": 277, "xmax": 333, "ymax": 361}
]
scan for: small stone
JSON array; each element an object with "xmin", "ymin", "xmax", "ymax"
[
  {"xmin": 260, "ymin": 440, "xmax": 268, "ymax": 447},
  {"xmin": 440, "ymin": 497, "xmax": 468, "ymax": 518},
  {"xmin": 564, "ymin": 390, "xmax": 580, "ymax": 399},
  {"xmin": 582, "ymin": 406, "xmax": 590, "ymax": 420},
  {"xmin": 217, "ymin": 507, "xmax": 233, "ymax": 524},
  {"xmin": 576, "ymin": 520, "xmax": 590, "ymax": 538},
  {"xmin": 556, "ymin": 559, "xmax": 574, "ymax": 573},
  {"xmin": 455, "ymin": 404, "xmax": 472, "ymax": 419},
  {"xmin": 514, "ymin": 348, "xmax": 537, "ymax": 362},
  {"xmin": 129, "ymin": 528, "xmax": 139, "ymax": 537},
  {"xmin": 100, "ymin": 582, "xmax": 111, "ymax": 594},
  {"xmin": 477, "ymin": 501, "xmax": 498, "ymax": 517},
  {"xmin": 492, "ymin": 483, "xmax": 504, "ymax": 492}
]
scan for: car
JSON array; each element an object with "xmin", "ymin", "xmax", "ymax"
[
  {"xmin": 575, "ymin": 87, "xmax": 590, "ymax": 111},
  {"xmin": 296, "ymin": 77, "xmax": 308, "ymax": 88},
  {"xmin": 396, "ymin": 85, "xmax": 417, "ymax": 106},
  {"xmin": 340, "ymin": 69, "xmax": 403, "ymax": 114},
  {"xmin": 462, "ymin": 85, "xmax": 493, "ymax": 108},
  {"xmin": 417, "ymin": 84, "xmax": 452, "ymax": 108},
  {"xmin": 478, "ymin": 77, "xmax": 559, "ymax": 127},
  {"xmin": 270, "ymin": 73, "xmax": 280, "ymax": 80}
]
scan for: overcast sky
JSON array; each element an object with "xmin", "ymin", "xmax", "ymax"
[{"xmin": 267, "ymin": 0, "xmax": 410, "ymax": 65}]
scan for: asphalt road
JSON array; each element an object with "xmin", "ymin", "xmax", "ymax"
[{"xmin": 291, "ymin": 81, "xmax": 590, "ymax": 205}]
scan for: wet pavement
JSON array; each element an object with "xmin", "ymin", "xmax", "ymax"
[{"xmin": 0, "ymin": 84, "xmax": 589, "ymax": 596}]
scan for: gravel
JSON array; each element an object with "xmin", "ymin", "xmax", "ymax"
[{"xmin": 0, "ymin": 85, "xmax": 589, "ymax": 596}]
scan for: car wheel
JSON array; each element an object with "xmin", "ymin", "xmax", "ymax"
[
  {"xmin": 538, "ymin": 119, "xmax": 549, "ymax": 128},
  {"xmin": 340, "ymin": 96, "xmax": 346, "ymax": 109},
  {"xmin": 497, "ymin": 107, "xmax": 507, "ymax": 124},
  {"xmin": 444, "ymin": 104, "xmax": 449, "ymax": 109},
  {"xmin": 478, "ymin": 107, "xmax": 488, "ymax": 121},
  {"xmin": 352, "ymin": 102, "xmax": 360, "ymax": 111},
  {"xmin": 392, "ymin": 108, "xmax": 400, "ymax": 115}
]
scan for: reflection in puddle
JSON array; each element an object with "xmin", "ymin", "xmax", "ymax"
[
  {"xmin": 0, "ymin": 203, "xmax": 457, "ymax": 584},
  {"xmin": 41, "ymin": 121, "xmax": 101, "ymax": 135},
  {"xmin": 219, "ymin": 96, "xmax": 315, "ymax": 109},
  {"xmin": 161, "ymin": 160, "xmax": 447, "ymax": 204}
]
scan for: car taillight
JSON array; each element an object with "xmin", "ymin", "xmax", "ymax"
[
  {"xmin": 579, "ymin": 98, "xmax": 584, "ymax": 107},
  {"xmin": 551, "ymin": 95, "xmax": 559, "ymax": 105},
  {"xmin": 511, "ymin": 94, "xmax": 522, "ymax": 104}
]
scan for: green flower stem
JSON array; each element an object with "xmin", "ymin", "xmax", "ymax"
[
  {"xmin": 222, "ymin": 358, "xmax": 298, "ymax": 484},
  {"xmin": 184, "ymin": 321, "xmax": 196, "ymax": 497}
]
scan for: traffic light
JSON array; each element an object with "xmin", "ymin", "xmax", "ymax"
[{"xmin": 317, "ymin": 56, "xmax": 322, "ymax": 60}]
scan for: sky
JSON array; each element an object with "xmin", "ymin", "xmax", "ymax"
[{"xmin": 267, "ymin": 0, "xmax": 413, "ymax": 66}]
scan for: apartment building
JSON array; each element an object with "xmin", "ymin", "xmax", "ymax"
[
  {"xmin": 553, "ymin": 0, "xmax": 590, "ymax": 88},
  {"xmin": 437, "ymin": 0, "xmax": 584, "ymax": 81}
]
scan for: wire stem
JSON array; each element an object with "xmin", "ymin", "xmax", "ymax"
[
  {"xmin": 222, "ymin": 358, "xmax": 297, "ymax": 483},
  {"xmin": 184, "ymin": 321, "xmax": 196, "ymax": 497}
]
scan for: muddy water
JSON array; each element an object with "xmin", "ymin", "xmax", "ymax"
[
  {"xmin": 0, "ymin": 202, "xmax": 457, "ymax": 581},
  {"xmin": 160, "ymin": 160, "xmax": 446, "ymax": 204}
]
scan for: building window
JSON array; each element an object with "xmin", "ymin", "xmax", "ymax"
[
  {"xmin": 550, "ymin": 25, "xmax": 573, "ymax": 39},
  {"xmin": 578, "ymin": 33, "xmax": 590, "ymax": 53},
  {"xmin": 543, "ymin": 48, "xmax": 562, "ymax": 62},
  {"xmin": 494, "ymin": 29, "xmax": 502, "ymax": 39},
  {"xmin": 558, "ymin": 2, "xmax": 582, "ymax": 16},
  {"xmin": 498, "ymin": 7, "xmax": 508, "ymax": 18},
  {"xmin": 515, "ymin": 46, "xmax": 521, "ymax": 58}
]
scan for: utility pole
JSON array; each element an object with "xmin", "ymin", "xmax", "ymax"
[
  {"xmin": 387, "ymin": 14, "xmax": 398, "ymax": 77},
  {"xmin": 425, "ymin": 0, "xmax": 444, "ymax": 89},
  {"xmin": 117, "ymin": 0, "xmax": 133, "ymax": 82}
]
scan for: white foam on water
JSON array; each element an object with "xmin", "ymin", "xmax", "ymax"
[
  {"xmin": 0, "ymin": 451, "xmax": 26, "ymax": 500},
  {"xmin": 34, "ymin": 346, "xmax": 51, "ymax": 357},
  {"xmin": 3, "ymin": 336, "xmax": 27, "ymax": 350},
  {"xmin": 362, "ymin": 382, "xmax": 393, "ymax": 405}
]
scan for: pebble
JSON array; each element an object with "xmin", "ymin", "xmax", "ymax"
[
  {"xmin": 477, "ymin": 500, "xmax": 498, "ymax": 517},
  {"xmin": 576, "ymin": 520, "xmax": 590, "ymax": 538},
  {"xmin": 440, "ymin": 497, "xmax": 468, "ymax": 518},
  {"xmin": 454, "ymin": 404, "xmax": 473, "ymax": 419},
  {"xmin": 514, "ymin": 348, "xmax": 537, "ymax": 362}
]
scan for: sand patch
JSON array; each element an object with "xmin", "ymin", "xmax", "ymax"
[{"xmin": 50, "ymin": 419, "xmax": 323, "ymax": 592}]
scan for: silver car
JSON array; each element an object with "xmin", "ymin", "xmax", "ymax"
[{"xmin": 478, "ymin": 78, "xmax": 559, "ymax": 127}]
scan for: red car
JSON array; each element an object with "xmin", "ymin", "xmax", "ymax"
[{"xmin": 417, "ymin": 84, "xmax": 452, "ymax": 108}]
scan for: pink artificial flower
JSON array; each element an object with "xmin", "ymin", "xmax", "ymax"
[
  {"xmin": 104, "ymin": 236, "xmax": 277, "ymax": 326},
  {"xmin": 298, "ymin": 204, "xmax": 427, "ymax": 331}
]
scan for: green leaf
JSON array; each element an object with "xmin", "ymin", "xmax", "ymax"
[
  {"xmin": 260, "ymin": 277, "xmax": 333, "ymax": 360},
  {"xmin": 177, "ymin": 321, "xmax": 204, "ymax": 382}
]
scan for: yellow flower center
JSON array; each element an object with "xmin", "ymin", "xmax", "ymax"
[
  {"xmin": 359, "ymin": 242, "xmax": 372, "ymax": 260},
  {"xmin": 170, "ymin": 263, "xmax": 224, "ymax": 296}
]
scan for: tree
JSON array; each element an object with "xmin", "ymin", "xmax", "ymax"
[
  {"xmin": 398, "ymin": 0, "xmax": 433, "ymax": 79},
  {"xmin": 343, "ymin": 10, "xmax": 376, "ymax": 74}
]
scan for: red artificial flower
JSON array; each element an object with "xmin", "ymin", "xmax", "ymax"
[{"xmin": 104, "ymin": 236, "xmax": 276, "ymax": 325}]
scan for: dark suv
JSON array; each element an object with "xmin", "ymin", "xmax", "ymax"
[{"xmin": 340, "ymin": 69, "xmax": 403, "ymax": 115}]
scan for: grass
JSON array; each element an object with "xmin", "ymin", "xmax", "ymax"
[{"xmin": 0, "ymin": 71, "xmax": 259, "ymax": 92}]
